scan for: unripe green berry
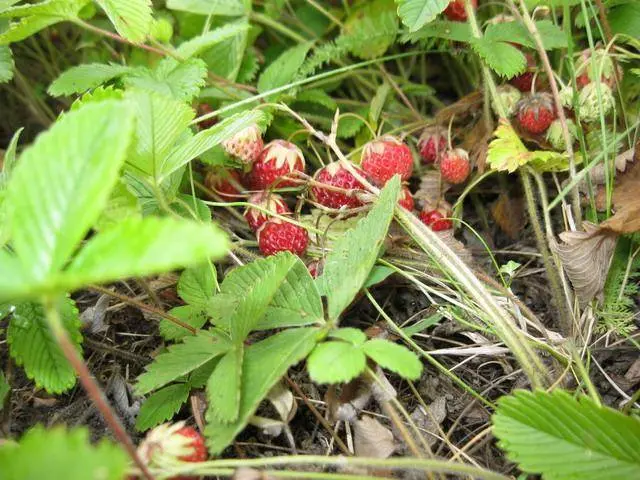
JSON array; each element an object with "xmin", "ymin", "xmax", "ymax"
[
  {"xmin": 150, "ymin": 18, "xmax": 173, "ymax": 43},
  {"xmin": 492, "ymin": 84, "xmax": 522, "ymax": 118},
  {"xmin": 578, "ymin": 82, "xmax": 614, "ymax": 122},
  {"xmin": 546, "ymin": 118, "xmax": 577, "ymax": 151}
]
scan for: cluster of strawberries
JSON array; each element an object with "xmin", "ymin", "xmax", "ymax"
[{"xmin": 204, "ymin": 121, "xmax": 472, "ymax": 263}]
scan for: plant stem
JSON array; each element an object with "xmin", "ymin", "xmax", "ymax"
[
  {"xmin": 249, "ymin": 12, "xmax": 309, "ymax": 43},
  {"xmin": 43, "ymin": 298, "xmax": 154, "ymax": 480}
]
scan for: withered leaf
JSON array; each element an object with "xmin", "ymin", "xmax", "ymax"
[
  {"xmin": 435, "ymin": 91, "xmax": 483, "ymax": 124},
  {"xmin": 601, "ymin": 151, "xmax": 640, "ymax": 234},
  {"xmin": 353, "ymin": 416, "xmax": 395, "ymax": 459},
  {"xmin": 413, "ymin": 169, "xmax": 445, "ymax": 209},
  {"xmin": 554, "ymin": 222, "xmax": 618, "ymax": 305},
  {"xmin": 491, "ymin": 193, "xmax": 525, "ymax": 240}
]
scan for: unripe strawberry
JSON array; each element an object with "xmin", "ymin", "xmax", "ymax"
[
  {"xmin": 516, "ymin": 93, "xmax": 556, "ymax": 135},
  {"xmin": 439, "ymin": 148, "xmax": 470, "ymax": 184},
  {"xmin": 509, "ymin": 53, "xmax": 538, "ymax": 92},
  {"xmin": 418, "ymin": 127, "xmax": 447, "ymax": 164},
  {"xmin": 311, "ymin": 162, "xmax": 366, "ymax": 209},
  {"xmin": 578, "ymin": 82, "xmax": 614, "ymax": 122},
  {"xmin": 575, "ymin": 47, "xmax": 619, "ymax": 89},
  {"xmin": 361, "ymin": 135, "xmax": 413, "ymax": 186},
  {"xmin": 398, "ymin": 185, "xmax": 415, "ymax": 211},
  {"xmin": 248, "ymin": 140, "xmax": 305, "ymax": 190},
  {"xmin": 244, "ymin": 192, "xmax": 290, "ymax": 231},
  {"xmin": 443, "ymin": 0, "xmax": 477, "ymax": 22},
  {"xmin": 137, "ymin": 422, "xmax": 207, "ymax": 480},
  {"xmin": 492, "ymin": 84, "xmax": 522, "ymax": 118},
  {"xmin": 222, "ymin": 124, "xmax": 264, "ymax": 165},
  {"xmin": 257, "ymin": 219, "xmax": 309, "ymax": 256},
  {"xmin": 546, "ymin": 118, "xmax": 578, "ymax": 151},
  {"xmin": 204, "ymin": 169, "xmax": 244, "ymax": 201}
]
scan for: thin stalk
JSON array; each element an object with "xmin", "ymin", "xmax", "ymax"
[
  {"xmin": 249, "ymin": 12, "xmax": 309, "ymax": 43},
  {"xmin": 43, "ymin": 298, "xmax": 154, "ymax": 480}
]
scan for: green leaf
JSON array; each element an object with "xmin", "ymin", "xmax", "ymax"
[
  {"xmin": 0, "ymin": 371, "xmax": 9, "ymax": 408},
  {"xmin": 471, "ymin": 38, "xmax": 526, "ymax": 79},
  {"xmin": 8, "ymin": 299, "xmax": 82, "ymax": 394},
  {"xmin": 63, "ymin": 217, "xmax": 228, "ymax": 290},
  {"xmin": 257, "ymin": 42, "xmax": 312, "ymax": 96},
  {"xmin": 485, "ymin": 20, "xmax": 567, "ymax": 50},
  {"xmin": 176, "ymin": 20, "xmax": 249, "ymax": 59},
  {"xmin": 48, "ymin": 63, "xmax": 132, "ymax": 97},
  {"xmin": 364, "ymin": 265, "xmax": 395, "ymax": 288},
  {"xmin": 159, "ymin": 305, "xmax": 208, "ymax": 341},
  {"xmin": 136, "ymin": 331, "xmax": 232, "ymax": 395},
  {"xmin": 207, "ymin": 346, "xmax": 243, "ymax": 422},
  {"xmin": 126, "ymin": 89, "xmax": 194, "ymax": 179},
  {"xmin": 70, "ymin": 86, "xmax": 125, "ymax": 111},
  {"xmin": 362, "ymin": 339, "xmax": 422, "ymax": 380},
  {"xmin": 343, "ymin": 0, "xmax": 398, "ymax": 60},
  {"xmin": 321, "ymin": 176, "xmax": 400, "ymax": 321},
  {"xmin": 178, "ymin": 264, "xmax": 216, "ymax": 308},
  {"xmin": 395, "ymin": 0, "xmax": 449, "ymax": 32},
  {"xmin": 493, "ymin": 389, "xmax": 640, "ymax": 480},
  {"xmin": 0, "ymin": 425, "xmax": 128, "ymax": 480},
  {"xmin": 205, "ymin": 327, "xmax": 319, "ymax": 455},
  {"xmin": 369, "ymin": 82, "xmax": 391, "ymax": 125},
  {"xmin": 329, "ymin": 327, "xmax": 367, "ymax": 346},
  {"xmin": 307, "ymin": 341, "xmax": 366, "ymax": 384},
  {"xmin": 5, "ymin": 101, "xmax": 134, "ymax": 283},
  {"xmin": 402, "ymin": 19, "xmax": 471, "ymax": 43},
  {"xmin": 294, "ymin": 89, "xmax": 337, "ymax": 111},
  {"xmin": 95, "ymin": 0, "xmax": 152, "ymax": 43},
  {"xmin": 125, "ymin": 58, "xmax": 207, "ymax": 102},
  {"xmin": 609, "ymin": 3, "xmax": 640, "ymax": 39},
  {"xmin": 135, "ymin": 383, "xmax": 190, "ymax": 431},
  {"xmin": 0, "ymin": 44, "xmax": 13, "ymax": 82},
  {"xmin": 0, "ymin": 248, "xmax": 30, "ymax": 300},
  {"xmin": 166, "ymin": 0, "xmax": 248, "ymax": 16},
  {"xmin": 201, "ymin": 24, "xmax": 247, "ymax": 82},
  {"xmin": 159, "ymin": 108, "xmax": 266, "ymax": 182},
  {"xmin": 93, "ymin": 178, "xmax": 141, "ymax": 232}
]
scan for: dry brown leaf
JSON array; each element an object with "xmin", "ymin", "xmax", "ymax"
[
  {"xmin": 600, "ymin": 152, "xmax": 640, "ymax": 233},
  {"xmin": 554, "ymin": 222, "xmax": 618, "ymax": 305},
  {"xmin": 590, "ymin": 146, "xmax": 636, "ymax": 209},
  {"xmin": 353, "ymin": 416, "xmax": 396, "ymax": 458},
  {"xmin": 413, "ymin": 169, "xmax": 446, "ymax": 209},
  {"xmin": 461, "ymin": 120, "xmax": 491, "ymax": 173},
  {"xmin": 491, "ymin": 193, "xmax": 525, "ymax": 239},
  {"xmin": 408, "ymin": 397, "xmax": 447, "ymax": 448},
  {"xmin": 435, "ymin": 91, "xmax": 483, "ymax": 124}
]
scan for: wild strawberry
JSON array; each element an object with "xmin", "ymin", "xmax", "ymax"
[
  {"xmin": 398, "ymin": 185, "xmax": 415, "ymax": 211},
  {"xmin": 492, "ymin": 84, "xmax": 522, "ymax": 118},
  {"xmin": 307, "ymin": 260, "xmax": 324, "ymax": 278},
  {"xmin": 196, "ymin": 103, "xmax": 217, "ymax": 130},
  {"xmin": 443, "ymin": 0, "xmax": 476, "ymax": 22},
  {"xmin": 509, "ymin": 53, "xmax": 538, "ymax": 92},
  {"xmin": 137, "ymin": 422, "xmax": 207, "ymax": 480},
  {"xmin": 439, "ymin": 148, "xmax": 470, "ymax": 184},
  {"xmin": 578, "ymin": 82, "xmax": 615, "ymax": 122},
  {"xmin": 244, "ymin": 192, "xmax": 290, "ymax": 231},
  {"xmin": 248, "ymin": 140, "xmax": 305, "ymax": 190},
  {"xmin": 418, "ymin": 127, "xmax": 447, "ymax": 164},
  {"xmin": 222, "ymin": 124, "xmax": 264, "ymax": 165},
  {"xmin": 516, "ymin": 93, "xmax": 556, "ymax": 135},
  {"xmin": 361, "ymin": 135, "xmax": 413, "ymax": 186},
  {"xmin": 311, "ymin": 162, "xmax": 366, "ymax": 209},
  {"xmin": 257, "ymin": 219, "xmax": 309, "ymax": 256},
  {"xmin": 204, "ymin": 168, "xmax": 244, "ymax": 201},
  {"xmin": 546, "ymin": 118, "xmax": 578, "ymax": 151},
  {"xmin": 575, "ymin": 47, "xmax": 619, "ymax": 89},
  {"xmin": 419, "ymin": 208, "xmax": 453, "ymax": 231}
]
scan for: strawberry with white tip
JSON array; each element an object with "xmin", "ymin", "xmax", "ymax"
[
  {"xmin": 418, "ymin": 127, "xmax": 447, "ymax": 164},
  {"xmin": 244, "ymin": 191, "xmax": 290, "ymax": 231},
  {"xmin": 439, "ymin": 148, "xmax": 471, "ymax": 185},
  {"xmin": 248, "ymin": 140, "xmax": 305, "ymax": 190},
  {"xmin": 222, "ymin": 124, "xmax": 263, "ymax": 165},
  {"xmin": 203, "ymin": 168, "xmax": 244, "ymax": 201},
  {"xmin": 398, "ymin": 185, "xmax": 415, "ymax": 211},
  {"xmin": 361, "ymin": 135, "xmax": 413, "ymax": 186},
  {"xmin": 419, "ymin": 202, "xmax": 453, "ymax": 231},
  {"xmin": 311, "ymin": 161, "xmax": 366, "ymax": 209}
]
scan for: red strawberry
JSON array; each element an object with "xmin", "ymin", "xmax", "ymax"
[
  {"xmin": 136, "ymin": 423, "xmax": 207, "ymax": 480},
  {"xmin": 204, "ymin": 169, "xmax": 244, "ymax": 201},
  {"xmin": 418, "ymin": 127, "xmax": 448, "ymax": 164},
  {"xmin": 307, "ymin": 260, "xmax": 324, "ymax": 278},
  {"xmin": 257, "ymin": 219, "xmax": 309, "ymax": 256},
  {"xmin": 244, "ymin": 191, "xmax": 290, "ymax": 231},
  {"xmin": 311, "ymin": 162, "xmax": 366, "ymax": 209},
  {"xmin": 398, "ymin": 185, "xmax": 415, "ymax": 211},
  {"xmin": 439, "ymin": 148, "xmax": 470, "ymax": 184},
  {"xmin": 248, "ymin": 140, "xmax": 305, "ymax": 190},
  {"xmin": 419, "ymin": 208, "xmax": 453, "ymax": 231},
  {"xmin": 509, "ymin": 53, "xmax": 537, "ymax": 92},
  {"xmin": 516, "ymin": 93, "xmax": 556, "ymax": 135},
  {"xmin": 361, "ymin": 135, "xmax": 413, "ymax": 186},
  {"xmin": 443, "ymin": 0, "xmax": 477, "ymax": 22},
  {"xmin": 222, "ymin": 124, "xmax": 264, "ymax": 165}
]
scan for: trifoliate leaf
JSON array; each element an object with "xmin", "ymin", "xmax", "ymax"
[
  {"xmin": 362, "ymin": 338, "xmax": 422, "ymax": 380},
  {"xmin": 307, "ymin": 341, "xmax": 367, "ymax": 384}
]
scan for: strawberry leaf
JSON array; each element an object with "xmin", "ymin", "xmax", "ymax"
[
  {"xmin": 395, "ymin": 0, "xmax": 449, "ymax": 32},
  {"xmin": 0, "ymin": 44, "xmax": 13, "ymax": 82},
  {"xmin": 362, "ymin": 339, "xmax": 422, "ymax": 380},
  {"xmin": 135, "ymin": 383, "xmax": 191, "ymax": 432},
  {"xmin": 178, "ymin": 264, "xmax": 217, "ymax": 309},
  {"xmin": 159, "ymin": 305, "xmax": 208, "ymax": 341},
  {"xmin": 307, "ymin": 341, "xmax": 367, "ymax": 384},
  {"xmin": 207, "ymin": 345, "xmax": 243, "ymax": 422},
  {"xmin": 48, "ymin": 63, "xmax": 133, "ymax": 96},
  {"xmin": 95, "ymin": 0, "xmax": 152, "ymax": 43},
  {"xmin": 166, "ymin": 0, "xmax": 248, "ymax": 16},
  {"xmin": 471, "ymin": 37, "xmax": 527, "ymax": 79}
]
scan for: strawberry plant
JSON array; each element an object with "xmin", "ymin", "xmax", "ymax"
[{"xmin": 1, "ymin": 1, "xmax": 640, "ymax": 479}]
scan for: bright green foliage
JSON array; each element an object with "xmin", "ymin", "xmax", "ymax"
[
  {"xmin": 0, "ymin": 127, "xmax": 21, "ymax": 244},
  {"xmin": 0, "ymin": 425, "xmax": 128, "ymax": 480},
  {"xmin": 136, "ymin": 330, "xmax": 233, "ymax": 395},
  {"xmin": 8, "ymin": 298, "xmax": 82, "ymax": 393},
  {"xmin": 159, "ymin": 305, "xmax": 208, "ymax": 341},
  {"xmin": 166, "ymin": 0, "xmax": 249, "ymax": 16},
  {"xmin": 135, "ymin": 383, "xmax": 191, "ymax": 431},
  {"xmin": 484, "ymin": 20, "xmax": 567, "ymax": 51},
  {"xmin": 0, "ymin": 44, "xmax": 13, "ymax": 82},
  {"xmin": 201, "ymin": 25, "xmax": 247, "ymax": 81},
  {"xmin": 344, "ymin": 0, "xmax": 398, "ymax": 60},
  {"xmin": 178, "ymin": 264, "xmax": 217, "ymax": 309},
  {"xmin": 395, "ymin": 0, "xmax": 449, "ymax": 32},
  {"xmin": 93, "ymin": 178, "xmax": 140, "ymax": 231},
  {"xmin": 64, "ymin": 217, "xmax": 228, "ymax": 290},
  {"xmin": 493, "ymin": 389, "xmax": 640, "ymax": 480},
  {"xmin": 207, "ymin": 346, "xmax": 243, "ymax": 422},
  {"xmin": 95, "ymin": 0, "xmax": 152, "ymax": 43},
  {"xmin": 0, "ymin": 371, "xmax": 9, "ymax": 408},
  {"xmin": 402, "ymin": 19, "xmax": 471, "ymax": 43},
  {"xmin": 307, "ymin": 341, "xmax": 367, "ymax": 384},
  {"xmin": 471, "ymin": 38, "xmax": 526, "ymax": 79},
  {"xmin": 125, "ymin": 58, "xmax": 207, "ymax": 102},
  {"xmin": 609, "ymin": 3, "xmax": 640, "ymax": 39},
  {"xmin": 329, "ymin": 327, "xmax": 367, "ymax": 346},
  {"xmin": 48, "ymin": 63, "xmax": 132, "ymax": 96},
  {"xmin": 362, "ymin": 339, "xmax": 422, "ymax": 380},
  {"xmin": 5, "ymin": 101, "xmax": 135, "ymax": 286},
  {"xmin": 176, "ymin": 20, "xmax": 249, "ymax": 58},
  {"xmin": 257, "ymin": 42, "xmax": 312, "ymax": 96},
  {"xmin": 70, "ymin": 86, "xmax": 125, "ymax": 110},
  {"xmin": 205, "ymin": 327, "xmax": 319, "ymax": 454},
  {"xmin": 320, "ymin": 176, "xmax": 400, "ymax": 321}
]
